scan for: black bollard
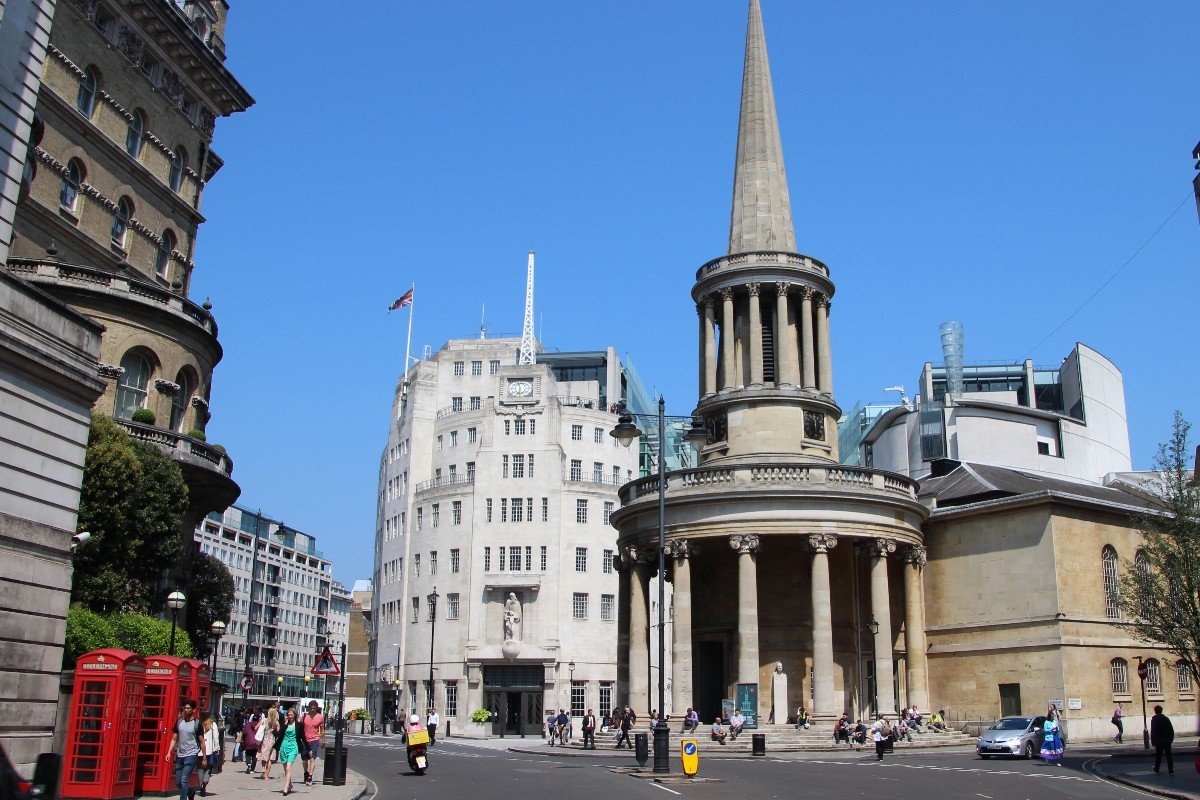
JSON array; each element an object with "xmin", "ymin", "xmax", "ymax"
[{"xmin": 634, "ymin": 732, "xmax": 649, "ymax": 767}]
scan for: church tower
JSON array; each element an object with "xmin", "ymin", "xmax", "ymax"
[{"xmin": 693, "ymin": 0, "xmax": 838, "ymax": 463}]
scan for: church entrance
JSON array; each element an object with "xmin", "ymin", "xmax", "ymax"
[
  {"xmin": 483, "ymin": 664, "xmax": 544, "ymax": 736},
  {"xmin": 693, "ymin": 639, "xmax": 727, "ymax": 723}
]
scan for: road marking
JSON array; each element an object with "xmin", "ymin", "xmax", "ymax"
[
  {"xmin": 786, "ymin": 758, "xmax": 1098, "ymax": 782},
  {"xmin": 650, "ymin": 784, "xmax": 682, "ymax": 795},
  {"xmin": 977, "ymin": 794, "xmax": 992, "ymax": 798}
]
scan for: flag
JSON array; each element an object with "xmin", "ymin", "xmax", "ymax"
[{"xmin": 388, "ymin": 288, "xmax": 414, "ymax": 312}]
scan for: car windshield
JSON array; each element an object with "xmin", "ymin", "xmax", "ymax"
[{"xmin": 988, "ymin": 717, "xmax": 1031, "ymax": 731}]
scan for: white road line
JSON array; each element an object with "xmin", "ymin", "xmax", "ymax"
[
  {"xmin": 977, "ymin": 794, "xmax": 992, "ymax": 798},
  {"xmin": 650, "ymin": 784, "xmax": 682, "ymax": 795}
]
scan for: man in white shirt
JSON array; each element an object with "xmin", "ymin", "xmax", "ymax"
[
  {"xmin": 426, "ymin": 708, "xmax": 440, "ymax": 745},
  {"xmin": 729, "ymin": 710, "xmax": 745, "ymax": 741}
]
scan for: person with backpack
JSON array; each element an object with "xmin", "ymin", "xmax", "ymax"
[
  {"xmin": 165, "ymin": 699, "xmax": 206, "ymax": 800},
  {"xmin": 873, "ymin": 716, "xmax": 893, "ymax": 760}
]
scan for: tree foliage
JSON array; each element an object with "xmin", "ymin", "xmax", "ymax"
[
  {"xmin": 185, "ymin": 552, "xmax": 235, "ymax": 659},
  {"xmin": 64, "ymin": 607, "xmax": 118, "ymax": 664},
  {"xmin": 1114, "ymin": 412, "xmax": 1200, "ymax": 681},
  {"xmin": 109, "ymin": 611, "xmax": 193, "ymax": 658},
  {"xmin": 73, "ymin": 415, "xmax": 189, "ymax": 614}
]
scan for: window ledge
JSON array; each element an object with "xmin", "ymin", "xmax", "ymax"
[
  {"xmin": 110, "ymin": 241, "xmax": 128, "ymax": 258},
  {"xmin": 58, "ymin": 205, "xmax": 79, "ymax": 224}
]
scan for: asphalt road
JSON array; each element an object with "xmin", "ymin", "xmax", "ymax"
[{"xmin": 344, "ymin": 736, "xmax": 1152, "ymax": 800}]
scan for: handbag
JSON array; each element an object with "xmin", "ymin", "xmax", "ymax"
[
  {"xmin": 254, "ymin": 722, "xmax": 266, "ymax": 744},
  {"xmin": 1111, "ymin": 715, "xmax": 1120, "ymax": 725}
]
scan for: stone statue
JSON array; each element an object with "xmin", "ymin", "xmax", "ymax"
[
  {"xmin": 771, "ymin": 661, "xmax": 788, "ymax": 726},
  {"xmin": 503, "ymin": 593, "xmax": 522, "ymax": 641}
]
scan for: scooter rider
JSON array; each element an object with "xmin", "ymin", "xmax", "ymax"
[{"xmin": 405, "ymin": 714, "xmax": 425, "ymax": 739}]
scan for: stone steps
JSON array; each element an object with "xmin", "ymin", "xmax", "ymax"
[{"xmin": 561, "ymin": 726, "xmax": 976, "ymax": 753}]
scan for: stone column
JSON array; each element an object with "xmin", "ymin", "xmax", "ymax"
[
  {"xmin": 746, "ymin": 283, "xmax": 763, "ymax": 387},
  {"xmin": 719, "ymin": 288, "xmax": 736, "ymax": 391},
  {"xmin": 667, "ymin": 540, "xmax": 693, "ymax": 715},
  {"xmin": 807, "ymin": 533, "xmax": 838, "ymax": 717},
  {"xmin": 729, "ymin": 534, "xmax": 760, "ymax": 688},
  {"xmin": 616, "ymin": 557, "xmax": 631, "ymax": 706},
  {"xmin": 774, "ymin": 282, "xmax": 797, "ymax": 386},
  {"xmin": 703, "ymin": 299, "xmax": 717, "ymax": 396},
  {"xmin": 799, "ymin": 287, "xmax": 816, "ymax": 390},
  {"xmin": 627, "ymin": 549, "xmax": 651, "ymax": 715},
  {"xmin": 868, "ymin": 537, "xmax": 897, "ymax": 715},
  {"xmin": 816, "ymin": 294, "xmax": 833, "ymax": 394},
  {"xmin": 902, "ymin": 546, "xmax": 930, "ymax": 712}
]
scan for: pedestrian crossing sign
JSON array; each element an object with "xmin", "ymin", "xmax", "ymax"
[{"xmin": 310, "ymin": 646, "xmax": 340, "ymax": 676}]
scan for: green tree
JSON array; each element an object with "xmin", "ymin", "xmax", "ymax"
[
  {"xmin": 185, "ymin": 553, "xmax": 235, "ymax": 659},
  {"xmin": 108, "ymin": 612, "xmax": 194, "ymax": 658},
  {"xmin": 63, "ymin": 606, "xmax": 118, "ymax": 665},
  {"xmin": 73, "ymin": 415, "xmax": 190, "ymax": 613},
  {"xmin": 1114, "ymin": 412, "xmax": 1200, "ymax": 681}
]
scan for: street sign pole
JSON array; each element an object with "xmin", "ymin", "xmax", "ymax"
[
  {"xmin": 1136, "ymin": 657, "xmax": 1150, "ymax": 750},
  {"xmin": 331, "ymin": 643, "xmax": 347, "ymax": 785}
]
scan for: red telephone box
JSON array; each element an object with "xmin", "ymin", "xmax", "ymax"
[
  {"xmin": 135, "ymin": 657, "xmax": 193, "ymax": 795},
  {"xmin": 189, "ymin": 661, "xmax": 211, "ymax": 715},
  {"xmin": 62, "ymin": 649, "xmax": 146, "ymax": 800}
]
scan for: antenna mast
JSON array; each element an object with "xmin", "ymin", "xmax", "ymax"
[{"xmin": 518, "ymin": 250, "xmax": 536, "ymax": 365}]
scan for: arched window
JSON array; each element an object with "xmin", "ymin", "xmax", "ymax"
[
  {"xmin": 126, "ymin": 109, "xmax": 145, "ymax": 158},
  {"xmin": 20, "ymin": 117, "xmax": 43, "ymax": 199},
  {"xmin": 169, "ymin": 146, "xmax": 186, "ymax": 192},
  {"xmin": 60, "ymin": 159, "xmax": 84, "ymax": 210},
  {"xmin": 115, "ymin": 350, "xmax": 152, "ymax": 419},
  {"xmin": 1177, "ymin": 660, "xmax": 1193, "ymax": 695},
  {"xmin": 170, "ymin": 368, "xmax": 195, "ymax": 431},
  {"xmin": 77, "ymin": 67, "xmax": 98, "ymax": 118},
  {"xmin": 1102, "ymin": 546, "xmax": 1120, "ymax": 619},
  {"xmin": 1110, "ymin": 658, "xmax": 1129, "ymax": 695},
  {"xmin": 1145, "ymin": 658, "xmax": 1162, "ymax": 693},
  {"xmin": 1134, "ymin": 549, "xmax": 1152, "ymax": 618},
  {"xmin": 111, "ymin": 196, "xmax": 133, "ymax": 246},
  {"xmin": 156, "ymin": 229, "xmax": 175, "ymax": 278}
]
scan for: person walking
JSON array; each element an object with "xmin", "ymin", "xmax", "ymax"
[
  {"xmin": 241, "ymin": 711, "xmax": 260, "ymax": 774},
  {"xmin": 426, "ymin": 707, "xmax": 440, "ymax": 745},
  {"xmin": 301, "ymin": 701, "xmax": 324, "ymax": 786},
  {"xmin": 230, "ymin": 708, "xmax": 245, "ymax": 763},
  {"xmin": 615, "ymin": 709, "xmax": 633, "ymax": 749},
  {"xmin": 872, "ymin": 717, "xmax": 891, "ymax": 761},
  {"xmin": 1040, "ymin": 709, "xmax": 1064, "ymax": 765},
  {"xmin": 1112, "ymin": 702, "xmax": 1124, "ymax": 744},
  {"xmin": 197, "ymin": 712, "xmax": 221, "ymax": 797},
  {"xmin": 166, "ymin": 700, "xmax": 205, "ymax": 800},
  {"xmin": 273, "ymin": 708, "xmax": 302, "ymax": 796},
  {"xmin": 1150, "ymin": 705, "xmax": 1175, "ymax": 775},
  {"xmin": 257, "ymin": 707, "xmax": 280, "ymax": 780},
  {"xmin": 582, "ymin": 709, "xmax": 597, "ymax": 750}
]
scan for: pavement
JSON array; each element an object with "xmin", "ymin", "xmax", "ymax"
[{"xmin": 1088, "ymin": 745, "xmax": 1200, "ymax": 800}]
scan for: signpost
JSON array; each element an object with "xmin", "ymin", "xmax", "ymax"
[
  {"xmin": 240, "ymin": 675, "xmax": 253, "ymax": 693},
  {"xmin": 735, "ymin": 683, "xmax": 759, "ymax": 728},
  {"xmin": 311, "ymin": 645, "xmax": 347, "ymax": 785},
  {"xmin": 680, "ymin": 740, "xmax": 699, "ymax": 777},
  {"xmin": 1136, "ymin": 656, "xmax": 1150, "ymax": 750}
]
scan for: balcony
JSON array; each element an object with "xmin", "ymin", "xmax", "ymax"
[
  {"xmin": 116, "ymin": 420, "xmax": 232, "ymax": 476},
  {"xmin": 435, "ymin": 400, "xmax": 492, "ymax": 419},
  {"xmin": 414, "ymin": 474, "xmax": 475, "ymax": 493}
]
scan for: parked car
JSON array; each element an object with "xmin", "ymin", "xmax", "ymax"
[{"xmin": 977, "ymin": 715, "xmax": 1047, "ymax": 759}]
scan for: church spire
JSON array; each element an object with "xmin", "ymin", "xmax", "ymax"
[{"xmin": 728, "ymin": 0, "xmax": 797, "ymax": 255}]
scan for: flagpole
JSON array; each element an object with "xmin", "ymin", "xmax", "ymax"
[{"xmin": 403, "ymin": 283, "xmax": 415, "ymax": 376}]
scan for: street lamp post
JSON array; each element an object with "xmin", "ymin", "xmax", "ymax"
[
  {"xmin": 209, "ymin": 620, "xmax": 226, "ymax": 676},
  {"xmin": 1136, "ymin": 656, "xmax": 1150, "ymax": 749},
  {"xmin": 304, "ymin": 675, "xmax": 311, "ymax": 701},
  {"xmin": 276, "ymin": 676, "xmax": 284, "ymax": 700},
  {"xmin": 612, "ymin": 397, "xmax": 708, "ymax": 774},
  {"xmin": 427, "ymin": 588, "xmax": 439, "ymax": 716},
  {"xmin": 167, "ymin": 591, "xmax": 187, "ymax": 656},
  {"xmin": 867, "ymin": 616, "xmax": 880, "ymax": 719},
  {"xmin": 568, "ymin": 661, "xmax": 576, "ymax": 718}
]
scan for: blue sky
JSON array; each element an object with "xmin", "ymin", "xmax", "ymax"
[{"xmin": 193, "ymin": 1, "xmax": 1199, "ymax": 585}]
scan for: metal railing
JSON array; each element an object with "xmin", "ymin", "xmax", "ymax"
[
  {"xmin": 415, "ymin": 474, "xmax": 476, "ymax": 493},
  {"xmin": 436, "ymin": 400, "xmax": 493, "ymax": 419}
]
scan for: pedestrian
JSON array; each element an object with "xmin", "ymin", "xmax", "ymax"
[
  {"xmin": 197, "ymin": 712, "xmax": 221, "ymax": 797},
  {"xmin": 1150, "ymin": 705, "xmax": 1175, "ymax": 775},
  {"xmin": 257, "ymin": 707, "xmax": 280, "ymax": 780},
  {"xmin": 1040, "ymin": 709, "xmax": 1064, "ymax": 765},
  {"xmin": 273, "ymin": 707, "xmax": 302, "ymax": 796},
  {"xmin": 165, "ymin": 699, "xmax": 204, "ymax": 800},
  {"xmin": 872, "ymin": 717, "xmax": 891, "ymax": 761},
  {"xmin": 582, "ymin": 708, "xmax": 597, "ymax": 750},
  {"xmin": 241, "ymin": 711, "xmax": 260, "ymax": 773},
  {"xmin": 426, "ymin": 707, "xmax": 440, "ymax": 745},
  {"xmin": 230, "ymin": 707, "xmax": 245, "ymax": 762},
  {"xmin": 1111, "ymin": 702, "xmax": 1124, "ymax": 744},
  {"xmin": 615, "ymin": 709, "xmax": 633, "ymax": 749},
  {"xmin": 301, "ymin": 701, "xmax": 324, "ymax": 786}
]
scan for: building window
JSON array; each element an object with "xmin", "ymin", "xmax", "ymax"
[
  {"xmin": 603, "ymin": 549, "xmax": 614, "ymax": 574},
  {"xmin": 170, "ymin": 369, "xmax": 194, "ymax": 431},
  {"xmin": 451, "ymin": 396, "xmax": 463, "ymax": 412},
  {"xmin": 77, "ymin": 67, "xmax": 99, "ymax": 117},
  {"xmin": 541, "ymin": 497, "xmax": 548, "ymax": 522},
  {"xmin": 486, "ymin": 499, "xmax": 492, "ymax": 522},
  {"xmin": 411, "ymin": 597, "xmax": 419, "ymax": 623},
  {"xmin": 603, "ymin": 502, "xmax": 614, "ymax": 525},
  {"xmin": 115, "ymin": 350, "xmax": 152, "ymax": 419},
  {"xmin": 570, "ymin": 460, "xmax": 582, "ymax": 481},
  {"xmin": 453, "ymin": 361, "xmax": 465, "ymax": 376},
  {"xmin": 593, "ymin": 462, "xmax": 603, "ymax": 483},
  {"xmin": 576, "ymin": 499, "xmax": 588, "ymax": 524},
  {"xmin": 450, "ymin": 430, "xmax": 459, "ymax": 447},
  {"xmin": 470, "ymin": 396, "xmax": 481, "ymax": 410},
  {"xmin": 416, "ymin": 507, "xmax": 423, "ymax": 530},
  {"xmin": 500, "ymin": 498, "xmax": 507, "ymax": 522},
  {"xmin": 431, "ymin": 504, "xmax": 440, "ymax": 527},
  {"xmin": 601, "ymin": 594, "xmax": 615, "ymax": 621},
  {"xmin": 409, "ymin": 682, "xmax": 417, "ymax": 713},
  {"xmin": 571, "ymin": 682, "xmax": 586, "ymax": 717},
  {"xmin": 502, "ymin": 455, "xmax": 509, "ymax": 478},
  {"xmin": 430, "ymin": 551, "xmax": 438, "ymax": 574},
  {"xmin": 483, "ymin": 547, "xmax": 491, "ymax": 571},
  {"xmin": 525, "ymin": 545, "xmax": 532, "ymax": 571},
  {"xmin": 489, "ymin": 360, "xmax": 500, "ymax": 375},
  {"xmin": 452, "ymin": 501, "xmax": 462, "ymax": 525},
  {"xmin": 613, "ymin": 465, "xmax": 621, "ymax": 485},
  {"xmin": 468, "ymin": 428, "xmax": 478, "ymax": 443},
  {"xmin": 530, "ymin": 419, "xmax": 536, "ymax": 435},
  {"xmin": 504, "ymin": 420, "xmax": 511, "ymax": 436},
  {"xmin": 450, "ymin": 549, "xmax": 460, "ymax": 572},
  {"xmin": 572, "ymin": 593, "xmax": 588, "ymax": 619},
  {"xmin": 1103, "ymin": 546, "xmax": 1120, "ymax": 619},
  {"xmin": 511, "ymin": 497, "xmax": 525, "ymax": 523},
  {"xmin": 1146, "ymin": 659, "xmax": 1162, "ymax": 693},
  {"xmin": 571, "ymin": 425, "xmax": 583, "ymax": 441},
  {"xmin": 1178, "ymin": 661, "xmax": 1193, "ymax": 695},
  {"xmin": 60, "ymin": 159, "xmax": 84, "ymax": 210},
  {"xmin": 414, "ymin": 554, "xmax": 421, "ymax": 577},
  {"xmin": 445, "ymin": 681, "xmax": 459, "ymax": 716},
  {"xmin": 540, "ymin": 546, "xmax": 547, "ymax": 571},
  {"xmin": 594, "ymin": 427, "xmax": 604, "ymax": 444},
  {"xmin": 125, "ymin": 110, "xmax": 146, "ymax": 158},
  {"xmin": 169, "ymin": 147, "xmax": 186, "ymax": 192},
  {"xmin": 156, "ymin": 229, "xmax": 175, "ymax": 278},
  {"xmin": 1135, "ymin": 550, "xmax": 1152, "ymax": 618},
  {"xmin": 111, "ymin": 196, "xmax": 133, "ymax": 246},
  {"xmin": 437, "ymin": 435, "xmax": 443, "ymax": 451},
  {"xmin": 447, "ymin": 594, "xmax": 460, "ymax": 621},
  {"xmin": 575, "ymin": 547, "xmax": 587, "ymax": 572},
  {"xmin": 599, "ymin": 683, "xmax": 613, "ymax": 717},
  {"xmin": 512, "ymin": 454, "xmax": 525, "ymax": 478},
  {"xmin": 471, "ymin": 360, "xmax": 482, "ymax": 376}
]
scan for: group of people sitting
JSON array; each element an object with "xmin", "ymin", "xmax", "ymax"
[
  {"xmin": 709, "ymin": 709, "xmax": 748, "ymax": 745},
  {"xmin": 832, "ymin": 707, "xmax": 947, "ymax": 747}
]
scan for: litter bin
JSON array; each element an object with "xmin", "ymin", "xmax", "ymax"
[
  {"xmin": 752, "ymin": 733, "xmax": 766, "ymax": 756},
  {"xmin": 322, "ymin": 747, "xmax": 348, "ymax": 786},
  {"xmin": 634, "ymin": 733, "xmax": 649, "ymax": 767}
]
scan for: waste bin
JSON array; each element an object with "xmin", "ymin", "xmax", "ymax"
[
  {"xmin": 634, "ymin": 733, "xmax": 649, "ymax": 767},
  {"xmin": 321, "ymin": 747, "xmax": 347, "ymax": 786},
  {"xmin": 752, "ymin": 733, "xmax": 766, "ymax": 756}
]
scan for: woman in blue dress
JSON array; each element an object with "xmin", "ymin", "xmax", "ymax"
[
  {"xmin": 274, "ymin": 707, "xmax": 302, "ymax": 795},
  {"xmin": 1040, "ymin": 708, "xmax": 1064, "ymax": 765}
]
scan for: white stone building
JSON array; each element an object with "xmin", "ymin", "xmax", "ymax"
[{"xmin": 373, "ymin": 338, "xmax": 667, "ymax": 735}]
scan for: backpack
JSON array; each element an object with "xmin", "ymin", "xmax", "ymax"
[{"xmin": 880, "ymin": 720, "xmax": 893, "ymax": 737}]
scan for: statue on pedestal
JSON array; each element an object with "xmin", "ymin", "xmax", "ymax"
[
  {"xmin": 771, "ymin": 662, "xmax": 788, "ymax": 726},
  {"xmin": 503, "ymin": 593, "xmax": 522, "ymax": 641}
]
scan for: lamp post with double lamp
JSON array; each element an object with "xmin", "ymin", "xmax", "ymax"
[
  {"xmin": 427, "ymin": 588, "xmax": 439, "ymax": 717},
  {"xmin": 612, "ymin": 397, "xmax": 709, "ymax": 774},
  {"xmin": 866, "ymin": 616, "xmax": 880, "ymax": 719},
  {"xmin": 167, "ymin": 591, "xmax": 187, "ymax": 656}
]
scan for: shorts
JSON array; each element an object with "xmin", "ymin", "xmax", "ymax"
[{"xmin": 302, "ymin": 740, "xmax": 320, "ymax": 759}]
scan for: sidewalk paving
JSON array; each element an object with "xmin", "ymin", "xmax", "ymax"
[{"xmin": 1090, "ymin": 746, "xmax": 1200, "ymax": 800}]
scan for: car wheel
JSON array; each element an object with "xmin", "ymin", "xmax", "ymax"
[{"xmin": 1024, "ymin": 741, "xmax": 1036, "ymax": 759}]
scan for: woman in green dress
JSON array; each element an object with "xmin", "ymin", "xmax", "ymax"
[{"xmin": 274, "ymin": 708, "xmax": 302, "ymax": 795}]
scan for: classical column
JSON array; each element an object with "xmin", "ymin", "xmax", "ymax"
[
  {"xmin": 868, "ymin": 537, "xmax": 897, "ymax": 715},
  {"xmin": 667, "ymin": 540, "xmax": 693, "ymax": 715},
  {"xmin": 773, "ymin": 282, "xmax": 797, "ymax": 386},
  {"xmin": 807, "ymin": 533, "xmax": 839, "ymax": 717},
  {"xmin": 702, "ymin": 299, "xmax": 717, "ymax": 396},
  {"xmin": 719, "ymin": 288, "xmax": 736, "ymax": 390},
  {"xmin": 729, "ymin": 534, "xmax": 760, "ymax": 688},
  {"xmin": 625, "ymin": 547, "xmax": 650, "ymax": 715},
  {"xmin": 816, "ymin": 294, "xmax": 833, "ymax": 394},
  {"xmin": 799, "ymin": 287, "xmax": 816, "ymax": 390},
  {"xmin": 746, "ymin": 283, "xmax": 763, "ymax": 387},
  {"xmin": 616, "ymin": 557, "xmax": 631, "ymax": 706},
  {"xmin": 902, "ymin": 546, "xmax": 930, "ymax": 712}
]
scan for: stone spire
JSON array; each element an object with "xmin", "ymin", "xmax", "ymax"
[{"xmin": 728, "ymin": 0, "xmax": 797, "ymax": 255}]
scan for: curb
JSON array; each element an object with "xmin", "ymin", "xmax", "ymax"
[{"xmin": 1097, "ymin": 772, "xmax": 1195, "ymax": 800}]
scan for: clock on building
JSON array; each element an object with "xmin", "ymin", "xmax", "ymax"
[{"xmin": 507, "ymin": 379, "xmax": 534, "ymax": 398}]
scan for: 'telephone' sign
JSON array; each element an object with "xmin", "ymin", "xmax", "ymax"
[{"xmin": 680, "ymin": 739, "xmax": 699, "ymax": 776}]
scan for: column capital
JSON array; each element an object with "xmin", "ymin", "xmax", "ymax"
[
  {"xmin": 867, "ymin": 537, "xmax": 897, "ymax": 558},
  {"xmin": 703, "ymin": 296, "xmax": 716, "ymax": 312},
  {"xmin": 806, "ymin": 533, "xmax": 839, "ymax": 554},
  {"xmin": 664, "ymin": 539, "xmax": 694, "ymax": 560},
  {"xmin": 728, "ymin": 533, "xmax": 760, "ymax": 554},
  {"xmin": 797, "ymin": 285, "xmax": 814, "ymax": 300},
  {"xmin": 745, "ymin": 282, "xmax": 761, "ymax": 297},
  {"xmin": 719, "ymin": 286, "xmax": 735, "ymax": 302},
  {"xmin": 774, "ymin": 280, "xmax": 790, "ymax": 296},
  {"xmin": 815, "ymin": 292, "xmax": 831, "ymax": 309},
  {"xmin": 901, "ymin": 545, "xmax": 927, "ymax": 566}
]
